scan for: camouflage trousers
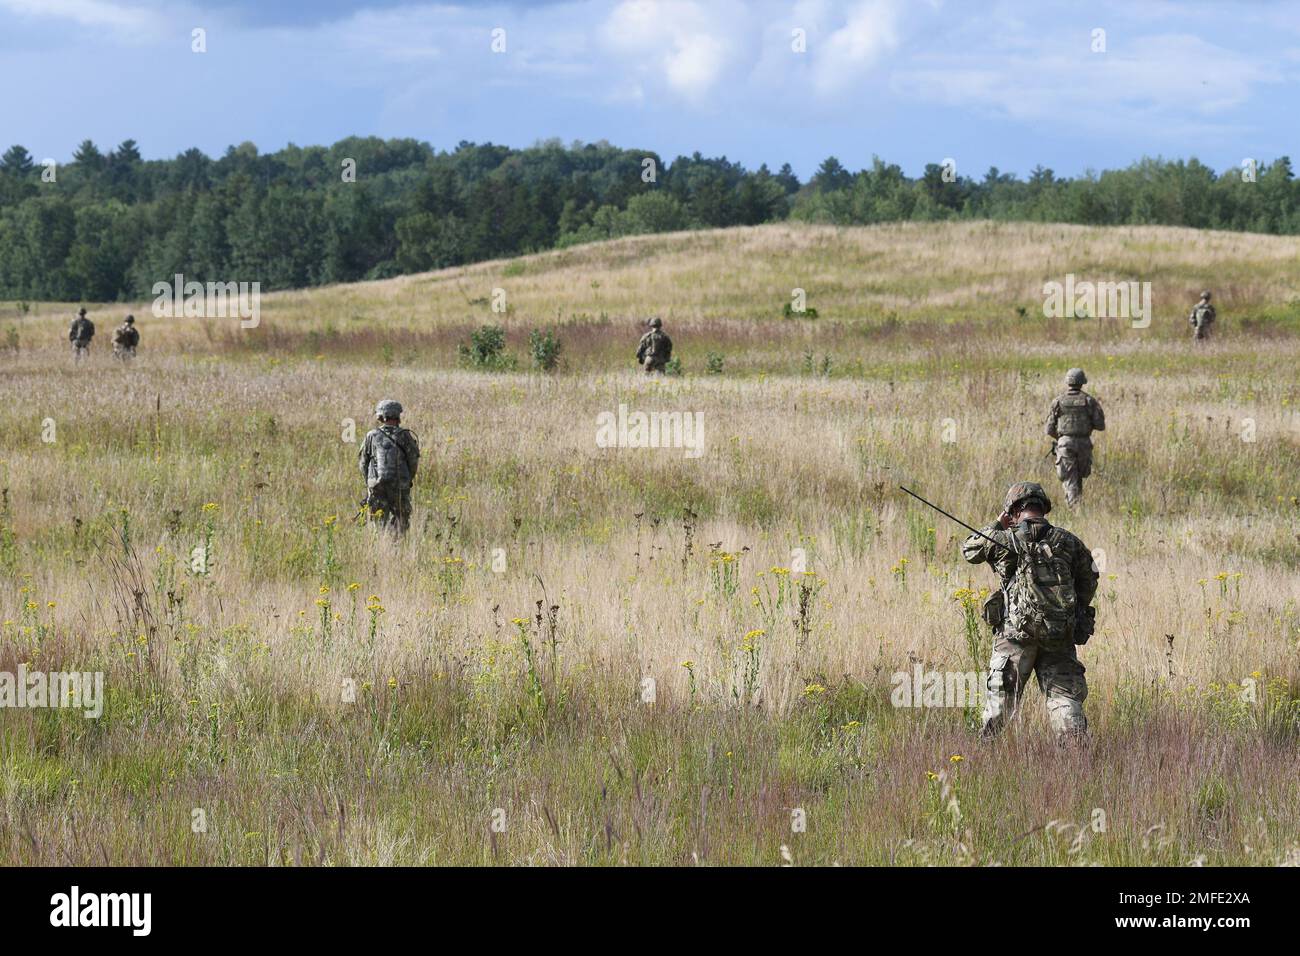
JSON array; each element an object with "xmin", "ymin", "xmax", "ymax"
[
  {"xmin": 983, "ymin": 634, "xmax": 1088, "ymax": 741},
  {"xmin": 1192, "ymin": 321, "xmax": 1212, "ymax": 341},
  {"xmin": 1054, "ymin": 436, "xmax": 1093, "ymax": 506},
  {"xmin": 366, "ymin": 483, "xmax": 412, "ymax": 535},
  {"xmin": 643, "ymin": 359, "xmax": 666, "ymax": 375},
  {"xmin": 72, "ymin": 342, "xmax": 91, "ymax": 361}
]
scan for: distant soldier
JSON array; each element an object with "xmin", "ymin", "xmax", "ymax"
[
  {"xmin": 68, "ymin": 307, "xmax": 95, "ymax": 360},
  {"xmin": 1189, "ymin": 290, "xmax": 1216, "ymax": 341},
  {"xmin": 962, "ymin": 482, "xmax": 1098, "ymax": 743},
  {"xmin": 1045, "ymin": 368, "xmax": 1105, "ymax": 507},
  {"xmin": 112, "ymin": 315, "xmax": 139, "ymax": 360},
  {"xmin": 358, "ymin": 399, "xmax": 421, "ymax": 535},
  {"xmin": 636, "ymin": 317, "xmax": 672, "ymax": 374}
]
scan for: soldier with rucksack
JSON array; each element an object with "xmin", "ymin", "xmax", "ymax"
[
  {"xmin": 112, "ymin": 315, "xmax": 139, "ymax": 360},
  {"xmin": 961, "ymin": 482, "xmax": 1098, "ymax": 743},
  {"xmin": 69, "ymin": 307, "xmax": 95, "ymax": 360},
  {"xmin": 1189, "ymin": 290, "xmax": 1215, "ymax": 341},
  {"xmin": 636, "ymin": 317, "xmax": 672, "ymax": 374},
  {"xmin": 358, "ymin": 399, "xmax": 421, "ymax": 535},
  {"xmin": 1045, "ymin": 368, "xmax": 1105, "ymax": 507}
]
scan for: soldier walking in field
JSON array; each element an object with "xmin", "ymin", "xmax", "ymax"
[
  {"xmin": 962, "ymin": 482, "xmax": 1098, "ymax": 743},
  {"xmin": 69, "ymin": 307, "xmax": 95, "ymax": 361},
  {"xmin": 1046, "ymin": 368, "xmax": 1105, "ymax": 507},
  {"xmin": 358, "ymin": 400, "xmax": 421, "ymax": 535},
  {"xmin": 1189, "ymin": 290, "xmax": 1216, "ymax": 342},
  {"xmin": 636, "ymin": 317, "xmax": 672, "ymax": 374},
  {"xmin": 112, "ymin": 315, "xmax": 139, "ymax": 360}
]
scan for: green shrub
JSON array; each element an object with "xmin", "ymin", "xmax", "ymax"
[
  {"xmin": 528, "ymin": 328, "xmax": 562, "ymax": 372},
  {"xmin": 459, "ymin": 324, "xmax": 517, "ymax": 370}
]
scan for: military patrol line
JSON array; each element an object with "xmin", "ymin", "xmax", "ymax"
[{"xmin": 55, "ymin": 294, "xmax": 1214, "ymax": 746}]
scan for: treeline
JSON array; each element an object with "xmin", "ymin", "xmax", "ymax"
[{"xmin": 0, "ymin": 137, "xmax": 1296, "ymax": 302}]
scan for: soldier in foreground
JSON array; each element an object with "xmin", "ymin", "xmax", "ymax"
[
  {"xmin": 1189, "ymin": 290, "xmax": 1215, "ymax": 341},
  {"xmin": 962, "ymin": 482, "xmax": 1098, "ymax": 743},
  {"xmin": 358, "ymin": 399, "xmax": 421, "ymax": 535},
  {"xmin": 112, "ymin": 315, "xmax": 139, "ymax": 360},
  {"xmin": 1045, "ymin": 367, "xmax": 1105, "ymax": 507},
  {"xmin": 636, "ymin": 317, "xmax": 672, "ymax": 374},
  {"xmin": 68, "ymin": 307, "xmax": 95, "ymax": 360}
]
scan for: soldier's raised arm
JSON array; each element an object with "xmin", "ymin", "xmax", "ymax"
[{"xmin": 961, "ymin": 521, "xmax": 1005, "ymax": 565}]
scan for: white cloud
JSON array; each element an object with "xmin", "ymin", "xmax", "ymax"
[
  {"xmin": 891, "ymin": 31, "xmax": 1282, "ymax": 133},
  {"xmin": 810, "ymin": 0, "xmax": 903, "ymax": 95},
  {"xmin": 600, "ymin": 0, "xmax": 746, "ymax": 102},
  {"xmin": 0, "ymin": 0, "xmax": 153, "ymax": 30}
]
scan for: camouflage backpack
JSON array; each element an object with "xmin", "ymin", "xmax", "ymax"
[
  {"xmin": 1056, "ymin": 392, "xmax": 1093, "ymax": 437},
  {"xmin": 1003, "ymin": 526, "xmax": 1077, "ymax": 642},
  {"xmin": 370, "ymin": 427, "xmax": 413, "ymax": 488},
  {"xmin": 647, "ymin": 329, "xmax": 671, "ymax": 362}
]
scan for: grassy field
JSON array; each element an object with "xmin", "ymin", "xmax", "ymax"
[{"xmin": 2, "ymin": 220, "xmax": 1299, "ymax": 866}]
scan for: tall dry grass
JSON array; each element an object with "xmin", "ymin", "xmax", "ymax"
[{"xmin": 1, "ymin": 221, "xmax": 1298, "ymax": 865}]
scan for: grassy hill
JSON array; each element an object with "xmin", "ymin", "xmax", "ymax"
[{"xmin": 8, "ymin": 220, "xmax": 1300, "ymax": 369}]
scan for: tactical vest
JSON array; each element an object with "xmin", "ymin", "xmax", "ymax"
[{"xmin": 1056, "ymin": 392, "xmax": 1093, "ymax": 437}]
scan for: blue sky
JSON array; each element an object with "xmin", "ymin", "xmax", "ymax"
[{"xmin": 0, "ymin": 0, "xmax": 1296, "ymax": 179}]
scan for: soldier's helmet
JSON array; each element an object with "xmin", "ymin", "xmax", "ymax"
[
  {"xmin": 124, "ymin": 315, "xmax": 135, "ymax": 325},
  {"xmin": 78, "ymin": 307, "xmax": 87, "ymax": 316},
  {"xmin": 1065, "ymin": 367, "xmax": 1087, "ymax": 387},
  {"xmin": 1004, "ymin": 481, "xmax": 1052, "ymax": 515},
  {"xmin": 648, "ymin": 317, "xmax": 662, "ymax": 329},
  {"xmin": 1200, "ymin": 290, "xmax": 1211, "ymax": 301},
  {"xmin": 375, "ymin": 399, "xmax": 403, "ymax": 421}
]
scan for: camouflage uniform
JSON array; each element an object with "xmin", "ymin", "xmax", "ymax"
[
  {"xmin": 69, "ymin": 310, "xmax": 95, "ymax": 359},
  {"xmin": 1045, "ymin": 368, "xmax": 1105, "ymax": 507},
  {"xmin": 1189, "ymin": 292, "xmax": 1215, "ymax": 342},
  {"xmin": 636, "ymin": 318, "xmax": 672, "ymax": 374},
  {"xmin": 962, "ymin": 483, "xmax": 1098, "ymax": 741},
  {"xmin": 112, "ymin": 316, "xmax": 139, "ymax": 359},
  {"xmin": 358, "ymin": 400, "xmax": 421, "ymax": 535}
]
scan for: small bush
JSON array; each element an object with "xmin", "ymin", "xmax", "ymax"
[
  {"xmin": 528, "ymin": 328, "xmax": 562, "ymax": 372},
  {"xmin": 664, "ymin": 356, "xmax": 683, "ymax": 376},
  {"xmin": 459, "ymin": 324, "xmax": 517, "ymax": 370},
  {"xmin": 783, "ymin": 302, "xmax": 819, "ymax": 319}
]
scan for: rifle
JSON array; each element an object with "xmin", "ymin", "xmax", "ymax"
[{"xmin": 898, "ymin": 486, "xmax": 1011, "ymax": 555}]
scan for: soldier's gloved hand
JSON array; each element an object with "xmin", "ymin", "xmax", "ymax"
[{"xmin": 997, "ymin": 511, "xmax": 1012, "ymax": 529}]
